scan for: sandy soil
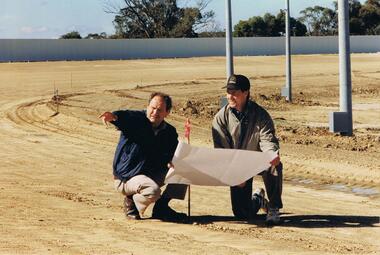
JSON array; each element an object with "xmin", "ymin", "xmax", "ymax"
[{"xmin": 0, "ymin": 54, "xmax": 379, "ymax": 255}]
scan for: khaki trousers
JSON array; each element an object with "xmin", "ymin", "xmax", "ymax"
[{"xmin": 114, "ymin": 175, "xmax": 161, "ymax": 215}]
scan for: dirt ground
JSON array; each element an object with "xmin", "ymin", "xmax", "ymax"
[{"xmin": 0, "ymin": 54, "xmax": 379, "ymax": 255}]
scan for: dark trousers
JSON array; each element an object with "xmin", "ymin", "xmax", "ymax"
[
  {"xmin": 230, "ymin": 162, "xmax": 283, "ymax": 219},
  {"xmin": 160, "ymin": 183, "xmax": 188, "ymax": 200},
  {"xmin": 153, "ymin": 183, "xmax": 188, "ymax": 210}
]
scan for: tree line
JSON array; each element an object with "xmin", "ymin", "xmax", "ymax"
[{"xmin": 60, "ymin": 0, "xmax": 380, "ymax": 39}]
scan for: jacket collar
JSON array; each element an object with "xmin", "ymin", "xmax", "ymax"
[
  {"xmin": 229, "ymin": 100, "xmax": 252, "ymax": 120},
  {"xmin": 153, "ymin": 120, "xmax": 167, "ymax": 135}
]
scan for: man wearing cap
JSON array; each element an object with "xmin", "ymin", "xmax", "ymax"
[{"xmin": 212, "ymin": 74, "xmax": 283, "ymax": 224}]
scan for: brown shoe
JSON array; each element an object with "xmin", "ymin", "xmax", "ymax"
[{"xmin": 123, "ymin": 196, "xmax": 140, "ymax": 220}]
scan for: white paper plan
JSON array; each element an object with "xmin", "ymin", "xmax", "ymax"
[{"xmin": 165, "ymin": 141, "xmax": 278, "ymax": 186}]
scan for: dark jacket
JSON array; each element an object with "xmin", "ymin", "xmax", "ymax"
[{"xmin": 111, "ymin": 110, "xmax": 178, "ymax": 185}]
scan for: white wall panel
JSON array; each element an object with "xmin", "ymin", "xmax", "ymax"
[{"xmin": 0, "ymin": 36, "xmax": 379, "ymax": 62}]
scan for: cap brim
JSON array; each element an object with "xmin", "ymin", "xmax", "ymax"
[{"xmin": 222, "ymin": 84, "xmax": 240, "ymax": 90}]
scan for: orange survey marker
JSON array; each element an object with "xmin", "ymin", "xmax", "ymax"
[
  {"xmin": 184, "ymin": 118, "xmax": 191, "ymax": 144},
  {"xmin": 184, "ymin": 118, "xmax": 191, "ymax": 219}
]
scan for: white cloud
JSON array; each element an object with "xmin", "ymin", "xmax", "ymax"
[
  {"xmin": 20, "ymin": 26, "xmax": 33, "ymax": 33},
  {"xmin": 20, "ymin": 26, "xmax": 48, "ymax": 34},
  {"xmin": 37, "ymin": 26, "xmax": 48, "ymax": 32}
]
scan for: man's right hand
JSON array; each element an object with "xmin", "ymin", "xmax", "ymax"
[
  {"xmin": 270, "ymin": 155, "xmax": 280, "ymax": 167},
  {"xmin": 98, "ymin": 112, "xmax": 117, "ymax": 127}
]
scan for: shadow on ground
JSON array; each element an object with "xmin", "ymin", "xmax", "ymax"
[
  {"xmin": 280, "ymin": 214, "xmax": 380, "ymax": 228},
  {"xmin": 158, "ymin": 214, "xmax": 380, "ymax": 228}
]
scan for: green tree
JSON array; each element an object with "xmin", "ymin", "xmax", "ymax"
[
  {"xmin": 299, "ymin": 6, "xmax": 337, "ymax": 35},
  {"xmin": 85, "ymin": 32, "xmax": 108, "ymax": 39},
  {"xmin": 234, "ymin": 20, "xmax": 253, "ymax": 37},
  {"xmin": 275, "ymin": 10, "xmax": 307, "ymax": 36},
  {"xmin": 333, "ymin": 0, "xmax": 364, "ymax": 35},
  {"xmin": 234, "ymin": 16, "xmax": 267, "ymax": 37},
  {"xmin": 349, "ymin": 17, "xmax": 365, "ymax": 34},
  {"xmin": 60, "ymin": 31, "xmax": 82, "ymax": 39},
  {"xmin": 106, "ymin": 0, "xmax": 214, "ymax": 38},
  {"xmin": 263, "ymin": 13, "xmax": 282, "ymax": 36},
  {"xmin": 234, "ymin": 11, "xmax": 306, "ymax": 37},
  {"xmin": 333, "ymin": 0, "xmax": 380, "ymax": 35},
  {"xmin": 360, "ymin": 0, "xmax": 380, "ymax": 34}
]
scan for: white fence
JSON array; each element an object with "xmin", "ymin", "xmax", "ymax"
[{"xmin": 0, "ymin": 36, "xmax": 379, "ymax": 62}]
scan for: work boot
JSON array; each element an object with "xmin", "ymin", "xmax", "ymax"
[
  {"xmin": 123, "ymin": 196, "xmax": 140, "ymax": 220},
  {"xmin": 255, "ymin": 188, "xmax": 269, "ymax": 213},
  {"xmin": 266, "ymin": 207, "xmax": 281, "ymax": 225},
  {"xmin": 250, "ymin": 188, "xmax": 269, "ymax": 219},
  {"xmin": 152, "ymin": 201, "xmax": 187, "ymax": 222}
]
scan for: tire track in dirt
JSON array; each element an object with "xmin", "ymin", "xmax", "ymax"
[{"xmin": 5, "ymin": 95, "xmax": 115, "ymax": 147}]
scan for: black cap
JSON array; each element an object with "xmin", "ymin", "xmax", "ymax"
[{"xmin": 223, "ymin": 74, "xmax": 250, "ymax": 91}]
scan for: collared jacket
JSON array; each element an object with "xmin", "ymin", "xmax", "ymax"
[
  {"xmin": 111, "ymin": 110, "xmax": 178, "ymax": 185},
  {"xmin": 212, "ymin": 100, "xmax": 279, "ymax": 152}
]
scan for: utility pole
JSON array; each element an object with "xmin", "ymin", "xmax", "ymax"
[
  {"xmin": 225, "ymin": 0, "xmax": 234, "ymax": 79},
  {"xmin": 281, "ymin": 0, "xmax": 292, "ymax": 102},
  {"xmin": 220, "ymin": 0, "xmax": 234, "ymax": 108},
  {"xmin": 329, "ymin": 0, "xmax": 353, "ymax": 136}
]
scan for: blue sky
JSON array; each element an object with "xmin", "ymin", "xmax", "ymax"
[{"xmin": 0, "ymin": 0, "xmax": 365, "ymax": 39}]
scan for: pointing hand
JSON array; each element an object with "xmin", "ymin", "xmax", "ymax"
[{"xmin": 98, "ymin": 112, "xmax": 117, "ymax": 127}]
